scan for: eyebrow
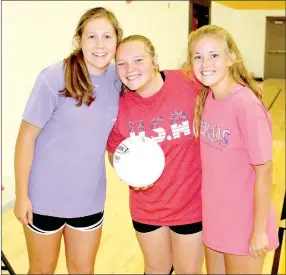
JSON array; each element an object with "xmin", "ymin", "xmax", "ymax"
[
  {"xmin": 87, "ymin": 31, "xmax": 113, "ymax": 35},
  {"xmin": 193, "ymin": 50, "xmax": 220, "ymax": 55},
  {"xmin": 116, "ymin": 56, "xmax": 144, "ymax": 62}
]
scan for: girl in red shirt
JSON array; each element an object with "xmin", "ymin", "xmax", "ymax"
[{"xmin": 107, "ymin": 35, "xmax": 203, "ymax": 274}]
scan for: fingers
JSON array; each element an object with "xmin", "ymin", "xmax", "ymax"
[
  {"xmin": 256, "ymin": 248, "xmax": 267, "ymax": 258},
  {"xmin": 28, "ymin": 209, "xmax": 33, "ymax": 225},
  {"xmin": 16, "ymin": 214, "xmax": 29, "ymax": 225},
  {"xmin": 22, "ymin": 216, "xmax": 29, "ymax": 225},
  {"xmin": 249, "ymin": 246, "xmax": 267, "ymax": 259},
  {"xmin": 257, "ymin": 250, "xmax": 265, "ymax": 257},
  {"xmin": 252, "ymin": 251, "xmax": 259, "ymax": 259},
  {"xmin": 13, "ymin": 198, "xmax": 33, "ymax": 225},
  {"xmin": 141, "ymin": 184, "xmax": 154, "ymax": 190},
  {"xmin": 249, "ymin": 245, "xmax": 252, "ymax": 256},
  {"xmin": 133, "ymin": 184, "xmax": 154, "ymax": 191},
  {"xmin": 14, "ymin": 209, "xmax": 29, "ymax": 225}
]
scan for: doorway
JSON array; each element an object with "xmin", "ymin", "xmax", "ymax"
[
  {"xmin": 189, "ymin": 0, "xmax": 211, "ymax": 33},
  {"xmin": 264, "ymin": 17, "xmax": 286, "ymax": 79}
]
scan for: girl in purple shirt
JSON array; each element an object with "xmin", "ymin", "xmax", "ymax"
[{"xmin": 14, "ymin": 7, "xmax": 122, "ymax": 274}]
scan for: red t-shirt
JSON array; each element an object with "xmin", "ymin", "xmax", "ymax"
[{"xmin": 107, "ymin": 70, "xmax": 202, "ymax": 226}]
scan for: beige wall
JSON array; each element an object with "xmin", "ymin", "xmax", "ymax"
[
  {"xmin": 2, "ymin": 1, "xmax": 189, "ymax": 207},
  {"xmin": 210, "ymin": 2, "xmax": 236, "ymax": 33},
  {"xmin": 211, "ymin": 2, "xmax": 285, "ymax": 78}
]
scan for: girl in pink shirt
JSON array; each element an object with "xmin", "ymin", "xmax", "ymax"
[{"xmin": 183, "ymin": 25, "xmax": 279, "ymax": 274}]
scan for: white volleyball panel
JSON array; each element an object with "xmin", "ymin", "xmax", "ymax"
[{"xmin": 113, "ymin": 136, "xmax": 165, "ymax": 188}]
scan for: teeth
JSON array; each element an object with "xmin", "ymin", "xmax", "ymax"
[
  {"xmin": 94, "ymin": 53, "xmax": 106, "ymax": 57},
  {"xmin": 127, "ymin": 75, "xmax": 140, "ymax": 80},
  {"xmin": 202, "ymin": 71, "xmax": 215, "ymax": 76}
]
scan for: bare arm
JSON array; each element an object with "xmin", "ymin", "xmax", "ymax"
[
  {"xmin": 249, "ymin": 160, "xmax": 273, "ymax": 258},
  {"xmin": 14, "ymin": 121, "xmax": 41, "ymax": 224},
  {"xmin": 252, "ymin": 160, "xmax": 273, "ymax": 233},
  {"xmin": 14, "ymin": 120, "xmax": 41, "ymax": 198}
]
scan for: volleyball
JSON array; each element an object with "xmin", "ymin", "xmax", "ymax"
[{"xmin": 113, "ymin": 136, "xmax": 165, "ymax": 188}]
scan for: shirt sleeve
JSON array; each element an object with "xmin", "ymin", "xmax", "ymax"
[
  {"xmin": 237, "ymin": 101, "xmax": 272, "ymax": 165},
  {"xmin": 106, "ymin": 119, "xmax": 125, "ymax": 154},
  {"xmin": 22, "ymin": 75, "xmax": 59, "ymax": 129}
]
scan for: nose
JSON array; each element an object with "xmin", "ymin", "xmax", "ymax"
[
  {"xmin": 126, "ymin": 63, "xmax": 135, "ymax": 73},
  {"xmin": 202, "ymin": 57, "xmax": 212, "ymax": 67},
  {"xmin": 95, "ymin": 37, "xmax": 104, "ymax": 49}
]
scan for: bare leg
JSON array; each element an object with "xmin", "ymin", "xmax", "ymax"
[
  {"xmin": 64, "ymin": 225, "xmax": 102, "ymax": 274},
  {"xmin": 24, "ymin": 225, "xmax": 63, "ymax": 274},
  {"xmin": 135, "ymin": 226, "xmax": 173, "ymax": 274},
  {"xmin": 224, "ymin": 253, "xmax": 265, "ymax": 274},
  {"xmin": 171, "ymin": 230, "xmax": 204, "ymax": 274},
  {"xmin": 205, "ymin": 246, "xmax": 226, "ymax": 274}
]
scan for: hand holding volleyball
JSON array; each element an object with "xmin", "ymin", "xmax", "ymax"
[{"xmin": 113, "ymin": 136, "xmax": 165, "ymax": 188}]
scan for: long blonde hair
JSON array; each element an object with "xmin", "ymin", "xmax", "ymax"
[
  {"xmin": 183, "ymin": 25, "xmax": 264, "ymax": 137},
  {"xmin": 60, "ymin": 7, "xmax": 123, "ymax": 106},
  {"xmin": 116, "ymin": 35, "xmax": 159, "ymax": 94}
]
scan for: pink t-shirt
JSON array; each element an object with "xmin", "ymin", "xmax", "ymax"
[{"xmin": 200, "ymin": 84, "xmax": 279, "ymax": 255}]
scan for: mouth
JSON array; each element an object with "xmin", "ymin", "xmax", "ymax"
[
  {"xmin": 201, "ymin": 71, "xmax": 215, "ymax": 76},
  {"xmin": 92, "ymin": 53, "xmax": 107, "ymax": 57},
  {"xmin": 126, "ymin": 74, "xmax": 141, "ymax": 81}
]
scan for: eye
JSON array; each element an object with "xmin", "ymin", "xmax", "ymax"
[
  {"xmin": 88, "ymin": 35, "xmax": 95, "ymax": 39},
  {"xmin": 193, "ymin": 55, "xmax": 201, "ymax": 60},
  {"xmin": 104, "ymin": 35, "xmax": 112, "ymax": 39},
  {"xmin": 210, "ymin": 53, "xmax": 219, "ymax": 58},
  {"xmin": 135, "ymin": 58, "xmax": 143, "ymax": 63},
  {"xmin": 116, "ymin": 62, "xmax": 124, "ymax": 66}
]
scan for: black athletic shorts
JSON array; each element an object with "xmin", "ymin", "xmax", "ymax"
[
  {"xmin": 27, "ymin": 211, "xmax": 104, "ymax": 235},
  {"xmin": 132, "ymin": 220, "xmax": 202, "ymax": 235}
]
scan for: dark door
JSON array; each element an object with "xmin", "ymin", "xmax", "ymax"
[{"xmin": 264, "ymin": 17, "xmax": 286, "ymax": 79}]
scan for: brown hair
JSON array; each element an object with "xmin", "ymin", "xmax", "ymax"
[
  {"xmin": 182, "ymin": 25, "xmax": 264, "ymax": 137},
  {"xmin": 116, "ymin": 35, "xmax": 159, "ymax": 94},
  {"xmin": 60, "ymin": 7, "xmax": 123, "ymax": 106}
]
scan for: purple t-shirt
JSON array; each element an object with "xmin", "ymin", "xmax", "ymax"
[{"xmin": 23, "ymin": 61, "xmax": 120, "ymax": 218}]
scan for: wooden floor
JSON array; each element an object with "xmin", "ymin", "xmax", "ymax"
[{"xmin": 2, "ymin": 79, "xmax": 285, "ymax": 274}]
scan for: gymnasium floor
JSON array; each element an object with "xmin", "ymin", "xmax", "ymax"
[{"xmin": 2, "ymin": 79, "xmax": 285, "ymax": 274}]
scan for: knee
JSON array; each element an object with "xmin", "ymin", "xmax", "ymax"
[
  {"xmin": 67, "ymin": 261, "xmax": 94, "ymax": 274},
  {"xmin": 183, "ymin": 268, "xmax": 202, "ymax": 274},
  {"xmin": 145, "ymin": 262, "xmax": 173, "ymax": 274},
  {"xmin": 173, "ymin": 258, "xmax": 203, "ymax": 274},
  {"xmin": 173, "ymin": 264, "xmax": 202, "ymax": 275},
  {"xmin": 28, "ymin": 261, "xmax": 57, "ymax": 274}
]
